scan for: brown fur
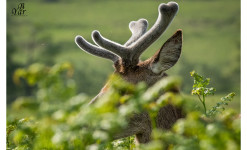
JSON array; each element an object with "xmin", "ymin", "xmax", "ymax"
[{"xmin": 91, "ymin": 30, "xmax": 184, "ymax": 143}]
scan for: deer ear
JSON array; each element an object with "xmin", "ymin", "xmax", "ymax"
[{"xmin": 150, "ymin": 30, "xmax": 182, "ymax": 74}]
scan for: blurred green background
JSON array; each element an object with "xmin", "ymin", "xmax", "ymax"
[{"xmin": 7, "ymin": 0, "xmax": 240, "ymax": 110}]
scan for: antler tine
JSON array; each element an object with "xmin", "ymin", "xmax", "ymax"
[
  {"xmin": 75, "ymin": 35, "xmax": 119, "ymax": 63},
  {"xmin": 124, "ymin": 19, "xmax": 148, "ymax": 47},
  {"xmin": 92, "ymin": 31, "xmax": 128, "ymax": 58},
  {"xmin": 131, "ymin": 2, "xmax": 179, "ymax": 60}
]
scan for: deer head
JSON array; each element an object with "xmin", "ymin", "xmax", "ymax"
[
  {"xmin": 75, "ymin": 2, "xmax": 183, "ymax": 143},
  {"xmin": 75, "ymin": 2, "xmax": 182, "ymax": 94}
]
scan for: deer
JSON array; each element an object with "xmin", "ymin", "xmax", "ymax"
[{"xmin": 75, "ymin": 1, "xmax": 183, "ymax": 144}]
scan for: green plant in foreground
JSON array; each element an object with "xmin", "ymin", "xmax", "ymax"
[
  {"xmin": 7, "ymin": 118, "xmax": 36, "ymax": 150},
  {"xmin": 207, "ymin": 92, "xmax": 235, "ymax": 117},
  {"xmin": 190, "ymin": 70, "xmax": 235, "ymax": 116},
  {"xmin": 7, "ymin": 63, "xmax": 240, "ymax": 150}
]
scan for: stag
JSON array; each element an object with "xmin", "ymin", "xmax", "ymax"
[{"xmin": 75, "ymin": 2, "xmax": 183, "ymax": 143}]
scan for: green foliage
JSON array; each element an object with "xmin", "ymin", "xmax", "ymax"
[
  {"xmin": 109, "ymin": 136, "xmax": 136, "ymax": 150},
  {"xmin": 7, "ymin": 118, "xmax": 36, "ymax": 150},
  {"xmin": 144, "ymin": 110, "xmax": 240, "ymax": 150},
  {"xmin": 7, "ymin": 64, "xmax": 240, "ymax": 149},
  {"xmin": 190, "ymin": 70, "xmax": 216, "ymax": 115},
  {"xmin": 13, "ymin": 62, "xmax": 76, "ymax": 102},
  {"xmin": 190, "ymin": 70, "xmax": 216, "ymax": 96},
  {"xmin": 190, "ymin": 71, "xmax": 235, "ymax": 117},
  {"xmin": 208, "ymin": 92, "xmax": 235, "ymax": 117}
]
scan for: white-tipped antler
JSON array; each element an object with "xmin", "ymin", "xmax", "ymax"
[{"xmin": 75, "ymin": 2, "xmax": 179, "ymax": 65}]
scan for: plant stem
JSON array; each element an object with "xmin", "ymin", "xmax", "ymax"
[
  {"xmin": 197, "ymin": 94, "xmax": 207, "ymax": 115},
  {"xmin": 202, "ymin": 95, "xmax": 207, "ymax": 115},
  {"xmin": 197, "ymin": 95, "xmax": 203, "ymax": 103}
]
